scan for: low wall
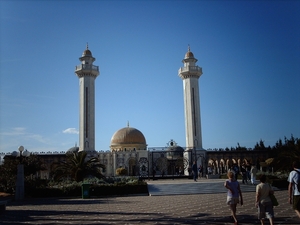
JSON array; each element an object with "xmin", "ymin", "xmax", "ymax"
[{"xmin": 207, "ymin": 174, "xmax": 220, "ymax": 179}]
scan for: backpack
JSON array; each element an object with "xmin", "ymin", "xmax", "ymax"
[{"xmin": 294, "ymin": 170, "xmax": 300, "ymax": 191}]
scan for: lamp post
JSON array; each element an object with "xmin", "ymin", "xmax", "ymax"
[{"xmin": 15, "ymin": 146, "xmax": 24, "ymax": 200}]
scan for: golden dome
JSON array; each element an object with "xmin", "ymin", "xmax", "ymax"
[
  {"xmin": 82, "ymin": 49, "xmax": 92, "ymax": 57},
  {"xmin": 184, "ymin": 45, "xmax": 195, "ymax": 59},
  {"xmin": 110, "ymin": 127, "xmax": 146, "ymax": 146},
  {"xmin": 185, "ymin": 51, "xmax": 194, "ymax": 59}
]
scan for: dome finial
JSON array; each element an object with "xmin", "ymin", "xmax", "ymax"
[
  {"xmin": 81, "ymin": 43, "xmax": 92, "ymax": 57},
  {"xmin": 127, "ymin": 121, "xmax": 130, "ymax": 127},
  {"xmin": 184, "ymin": 45, "xmax": 195, "ymax": 59}
]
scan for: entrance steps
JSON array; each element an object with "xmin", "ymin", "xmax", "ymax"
[{"xmin": 147, "ymin": 179, "xmax": 276, "ymax": 196}]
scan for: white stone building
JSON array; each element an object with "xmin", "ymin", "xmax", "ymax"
[{"xmin": 72, "ymin": 45, "xmax": 206, "ymax": 177}]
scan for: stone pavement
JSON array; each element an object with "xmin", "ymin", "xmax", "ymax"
[{"xmin": 0, "ymin": 179, "xmax": 299, "ymax": 225}]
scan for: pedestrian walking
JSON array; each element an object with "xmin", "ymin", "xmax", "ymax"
[
  {"xmin": 233, "ymin": 164, "xmax": 239, "ymax": 181},
  {"xmin": 192, "ymin": 161, "xmax": 197, "ymax": 181},
  {"xmin": 224, "ymin": 171, "xmax": 243, "ymax": 225},
  {"xmin": 255, "ymin": 174, "xmax": 274, "ymax": 225},
  {"xmin": 229, "ymin": 166, "xmax": 236, "ymax": 180},
  {"xmin": 179, "ymin": 166, "xmax": 183, "ymax": 175},
  {"xmin": 152, "ymin": 169, "xmax": 156, "ymax": 180},
  {"xmin": 241, "ymin": 165, "xmax": 248, "ymax": 184},
  {"xmin": 246, "ymin": 165, "xmax": 251, "ymax": 182},
  {"xmin": 198, "ymin": 165, "xmax": 203, "ymax": 178},
  {"xmin": 175, "ymin": 166, "xmax": 179, "ymax": 176},
  {"xmin": 287, "ymin": 160, "xmax": 300, "ymax": 218},
  {"xmin": 250, "ymin": 165, "xmax": 258, "ymax": 185}
]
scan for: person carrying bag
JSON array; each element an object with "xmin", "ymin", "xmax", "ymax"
[
  {"xmin": 255, "ymin": 175, "xmax": 275, "ymax": 225},
  {"xmin": 269, "ymin": 184, "xmax": 279, "ymax": 206}
]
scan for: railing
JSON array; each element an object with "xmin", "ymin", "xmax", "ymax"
[
  {"xmin": 178, "ymin": 66, "xmax": 202, "ymax": 74},
  {"xmin": 75, "ymin": 64, "xmax": 99, "ymax": 71}
]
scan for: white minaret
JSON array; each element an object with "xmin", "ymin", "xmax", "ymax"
[
  {"xmin": 178, "ymin": 46, "xmax": 203, "ymax": 150},
  {"xmin": 75, "ymin": 44, "xmax": 99, "ymax": 151}
]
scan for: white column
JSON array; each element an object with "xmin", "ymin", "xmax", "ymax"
[
  {"xmin": 178, "ymin": 48, "xmax": 203, "ymax": 150},
  {"xmin": 75, "ymin": 46, "xmax": 99, "ymax": 152}
]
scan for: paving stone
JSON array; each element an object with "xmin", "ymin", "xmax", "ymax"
[{"xmin": 0, "ymin": 179, "xmax": 299, "ymax": 225}]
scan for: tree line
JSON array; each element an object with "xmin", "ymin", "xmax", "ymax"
[{"xmin": 208, "ymin": 135, "xmax": 299, "ymax": 172}]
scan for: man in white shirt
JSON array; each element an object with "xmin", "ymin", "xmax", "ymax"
[
  {"xmin": 250, "ymin": 165, "xmax": 258, "ymax": 185},
  {"xmin": 287, "ymin": 161, "xmax": 300, "ymax": 218}
]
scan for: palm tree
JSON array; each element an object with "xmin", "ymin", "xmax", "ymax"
[{"xmin": 51, "ymin": 151, "xmax": 105, "ymax": 182}]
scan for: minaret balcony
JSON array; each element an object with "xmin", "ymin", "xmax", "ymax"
[
  {"xmin": 178, "ymin": 66, "xmax": 202, "ymax": 74},
  {"xmin": 75, "ymin": 64, "xmax": 99, "ymax": 72}
]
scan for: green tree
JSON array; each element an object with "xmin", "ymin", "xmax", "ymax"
[
  {"xmin": 51, "ymin": 151, "xmax": 105, "ymax": 182},
  {"xmin": 254, "ymin": 139, "xmax": 266, "ymax": 151},
  {"xmin": 236, "ymin": 143, "xmax": 247, "ymax": 151},
  {"xmin": 270, "ymin": 135, "xmax": 300, "ymax": 171}
]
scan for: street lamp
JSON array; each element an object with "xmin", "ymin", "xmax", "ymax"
[
  {"xmin": 15, "ymin": 146, "xmax": 25, "ymax": 200},
  {"xmin": 18, "ymin": 146, "xmax": 24, "ymax": 163}
]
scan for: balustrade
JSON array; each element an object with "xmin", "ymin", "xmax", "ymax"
[
  {"xmin": 178, "ymin": 66, "xmax": 202, "ymax": 73},
  {"xmin": 75, "ymin": 64, "xmax": 99, "ymax": 71}
]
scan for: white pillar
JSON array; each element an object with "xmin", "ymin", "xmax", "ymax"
[{"xmin": 178, "ymin": 47, "xmax": 203, "ymax": 150}]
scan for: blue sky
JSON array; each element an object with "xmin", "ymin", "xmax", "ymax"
[{"xmin": 0, "ymin": 0, "xmax": 299, "ymax": 154}]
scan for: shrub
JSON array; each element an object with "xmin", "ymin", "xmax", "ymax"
[
  {"xmin": 26, "ymin": 180, "xmax": 82, "ymax": 197},
  {"xmin": 90, "ymin": 182, "xmax": 148, "ymax": 196},
  {"xmin": 116, "ymin": 168, "xmax": 127, "ymax": 176},
  {"xmin": 24, "ymin": 176, "xmax": 148, "ymax": 197},
  {"xmin": 256, "ymin": 172, "xmax": 289, "ymax": 189}
]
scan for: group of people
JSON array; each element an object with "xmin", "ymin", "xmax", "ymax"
[
  {"xmin": 224, "ymin": 161, "xmax": 300, "ymax": 225},
  {"xmin": 229, "ymin": 164, "xmax": 258, "ymax": 185}
]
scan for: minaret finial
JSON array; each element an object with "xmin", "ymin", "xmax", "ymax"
[
  {"xmin": 127, "ymin": 121, "xmax": 130, "ymax": 127},
  {"xmin": 86, "ymin": 42, "xmax": 89, "ymax": 50},
  {"xmin": 188, "ymin": 44, "xmax": 190, "ymax": 52}
]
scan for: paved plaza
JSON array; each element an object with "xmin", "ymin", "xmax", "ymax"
[{"xmin": 0, "ymin": 179, "xmax": 299, "ymax": 225}]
